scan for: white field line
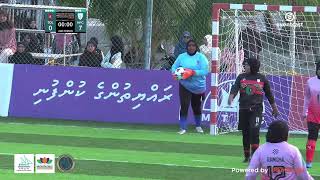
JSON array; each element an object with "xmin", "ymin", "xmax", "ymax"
[{"xmin": 4, "ymin": 122, "xmax": 162, "ymax": 133}]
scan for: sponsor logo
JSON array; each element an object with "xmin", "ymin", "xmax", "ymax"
[
  {"xmin": 14, "ymin": 154, "xmax": 34, "ymax": 173},
  {"xmin": 35, "ymin": 154, "xmax": 55, "ymax": 173},
  {"xmin": 57, "ymin": 154, "xmax": 75, "ymax": 172},
  {"xmin": 277, "ymin": 12, "xmax": 303, "ymax": 27},
  {"xmin": 285, "ymin": 12, "xmax": 295, "ymax": 22}
]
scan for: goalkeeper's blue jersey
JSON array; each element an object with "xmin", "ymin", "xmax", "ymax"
[{"xmin": 171, "ymin": 52, "xmax": 209, "ymax": 94}]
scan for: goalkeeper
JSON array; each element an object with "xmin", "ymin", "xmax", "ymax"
[
  {"xmin": 304, "ymin": 61, "xmax": 320, "ymax": 168},
  {"xmin": 171, "ymin": 40, "xmax": 209, "ymax": 135},
  {"xmin": 228, "ymin": 58, "xmax": 279, "ymax": 162}
]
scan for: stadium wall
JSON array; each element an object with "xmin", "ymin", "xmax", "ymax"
[
  {"xmin": 3, "ymin": 65, "xmax": 307, "ymax": 130},
  {"xmin": 5, "ymin": 65, "xmax": 213, "ymax": 125},
  {"xmin": 0, "ymin": 64, "xmax": 14, "ymax": 117}
]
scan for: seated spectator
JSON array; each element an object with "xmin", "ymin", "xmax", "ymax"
[
  {"xmin": 101, "ymin": 35, "xmax": 124, "ymax": 69},
  {"xmin": 23, "ymin": 18, "xmax": 44, "ymax": 50},
  {"xmin": 90, "ymin": 37, "xmax": 104, "ymax": 58},
  {"xmin": 79, "ymin": 40, "xmax": 103, "ymax": 67},
  {"xmin": 9, "ymin": 42, "xmax": 43, "ymax": 65},
  {"xmin": 220, "ymin": 48, "xmax": 244, "ymax": 73},
  {"xmin": 174, "ymin": 31, "xmax": 191, "ymax": 58},
  {"xmin": 199, "ymin": 34, "xmax": 212, "ymax": 71},
  {"xmin": 22, "ymin": 33, "xmax": 42, "ymax": 53},
  {"xmin": 0, "ymin": 10, "xmax": 16, "ymax": 63},
  {"xmin": 54, "ymin": 33, "xmax": 73, "ymax": 54}
]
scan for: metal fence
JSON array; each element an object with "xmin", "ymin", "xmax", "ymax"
[{"xmin": 0, "ymin": 0, "xmax": 319, "ymax": 70}]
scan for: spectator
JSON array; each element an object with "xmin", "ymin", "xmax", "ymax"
[
  {"xmin": 54, "ymin": 33, "xmax": 73, "ymax": 54},
  {"xmin": 124, "ymin": 47, "xmax": 143, "ymax": 69},
  {"xmin": 90, "ymin": 37, "xmax": 104, "ymax": 59},
  {"xmin": 239, "ymin": 20, "xmax": 262, "ymax": 60},
  {"xmin": 220, "ymin": 48, "xmax": 244, "ymax": 73},
  {"xmin": 0, "ymin": 10, "xmax": 16, "ymax": 63},
  {"xmin": 23, "ymin": 19, "xmax": 44, "ymax": 50},
  {"xmin": 79, "ymin": 40, "xmax": 103, "ymax": 67},
  {"xmin": 174, "ymin": 31, "xmax": 191, "ymax": 58},
  {"xmin": 22, "ymin": 33, "xmax": 42, "ymax": 53},
  {"xmin": 199, "ymin": 34, "xmax": 212, "ymax": 71},
  {"xmin": 9, "ymin": 42, "xmax": 42, "ymax": 65},
  {"xmin": 101, "ymin": 35, "xmax": 124, "ymax": 69}
]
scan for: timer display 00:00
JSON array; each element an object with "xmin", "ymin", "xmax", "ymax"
[{"xmin": 57, "ymin": 22, "xmax": 74, "ymax": 27}]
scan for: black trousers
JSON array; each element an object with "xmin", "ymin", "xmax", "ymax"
[
  {"xmin": 308, "ymin": 122, "xmax": 320, "ymax": 140},
  {"xmin": 239, "ymin": 106, "xmax": 263, "ymax": 154},
  {"xmin": 179, "ymin": 83, "xmax": 203, "ymax": 118}
]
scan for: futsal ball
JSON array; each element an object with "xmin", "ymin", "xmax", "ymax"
[{"xmin": 174, "ymin": 67, "xmax": 185, "ymax": 78}]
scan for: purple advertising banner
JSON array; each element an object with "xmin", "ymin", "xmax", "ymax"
[
  {"xmin": 9, "ymin": 64, "xmax": 295, "ymax": 129},
  {"xmin": 9, "ymin": 65, "xmax": 181, "ymax": 124}
]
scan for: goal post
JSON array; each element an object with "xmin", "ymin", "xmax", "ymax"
[{"xmin": 210, "ymin": 3, "xmax": 320, "ymax": 135}]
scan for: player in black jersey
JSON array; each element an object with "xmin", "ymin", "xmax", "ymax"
[{"xmin": 228, "ymin": 58, "xmax": 279, "ymax": 163}]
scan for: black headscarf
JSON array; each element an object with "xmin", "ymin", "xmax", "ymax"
[
  {"xmin": 110, "ymin": 35, "xmax": 124, "ymax": 60},
  {"xmin": 0, "ymin": 10, "xmax": 14, "ymax": 31},
  {"xmin": 243, "ymin": 58, "xmax": 260, "ymax": 74},
  {"xmin": 79, "ymin": 40, "xmax": 102, "ymax": 67},
  {"xmin": 86, "ymin": 40, "xmax": 97, "ymax": 50},
  {"xmin": 24, "ymin": 18, "xmax": 36, "ymax": 29},
  {"xmin": 186, "ymin": 39, "xmax": 199, "ymax": 56},
  {"xmin": 266, "ymin": 120, "xmax": 289, "ymax": 143}
]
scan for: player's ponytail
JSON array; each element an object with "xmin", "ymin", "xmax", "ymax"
[{"xmin": 266, "ymin": 120, "xmax": 289, "ymax": 143}]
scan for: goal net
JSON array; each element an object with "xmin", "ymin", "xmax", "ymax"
[{"xmin": 211, "ymin": 3, "xmax": 320, "ymax": 134}]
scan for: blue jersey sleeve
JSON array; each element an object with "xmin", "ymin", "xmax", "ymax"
[
  {"xmin": 194, "ymin": 54, "xmax": 209, "ymax": 76},
  {"xmin": 171, "ymin": 54, "xmax": 182, "ymax": 73}
]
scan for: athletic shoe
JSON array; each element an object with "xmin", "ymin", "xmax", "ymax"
[
  {"xmin": 195, "ymin": 127, "xmax": 204, "ymax": 133},
  {"xmin": 243, "ymin": 157, "xmax": 250, "ymax": 163},
  {"xmin": 178, "ymin": 129, "xmax": 186, "ymax": 135},
  {"xmin": 306, "ymin": 162, "xmax": 312, "ymax": 168}
]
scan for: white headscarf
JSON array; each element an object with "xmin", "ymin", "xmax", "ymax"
[{"xmin": 204, "ymin": 35, "xmax": 212, "ymax": 48}]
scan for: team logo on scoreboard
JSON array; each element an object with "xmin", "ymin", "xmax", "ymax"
[
  {"xmin": 77, "ymin": 13, "xmax": 83, "ymax": 20},
  {"xmin": 48, "ymin": 13, "xmax": 53, "ymax": 20}
]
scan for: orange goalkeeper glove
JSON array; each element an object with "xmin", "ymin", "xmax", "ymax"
[{"xmin": 181, "ymin": 68, "xmax": 195, "ymax": 79}]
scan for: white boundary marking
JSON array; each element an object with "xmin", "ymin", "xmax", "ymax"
[{"xmin": 4, "ymin": 122, "xmax": 161, "ymax": 132}]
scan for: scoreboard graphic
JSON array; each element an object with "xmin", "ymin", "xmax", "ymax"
[{"xmin": 44, "ymin": 9, "xmax": 87, "ymax": 33}]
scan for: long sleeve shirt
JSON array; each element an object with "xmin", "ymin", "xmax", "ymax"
[
  {"xmin": 246, "ymin": 142, "xmax": 313, "ymax": 180},
  {"xmin": 101, "ymin": 51, "xmax": 123, "ymax": 69},
  {"xmin": 303, "ymin": 76, "xmax": 320, "ymax": 124},
  {"xmin": 230, "ymin": 73, "xmax": 275, "ymax": 109},
  {"xmin": 0, "ymin": 28, "xmax": 16, "ymax": 52},
  {"xmin": 171, "ymin": 52, "xmax": 209, "ymax": 94}
]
